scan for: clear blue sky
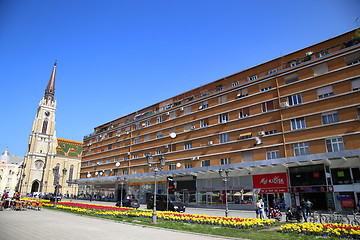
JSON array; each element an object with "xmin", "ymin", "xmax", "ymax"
[{"xmin": 0, "ymin": 0, "xmax": 359, "ymax": 157}]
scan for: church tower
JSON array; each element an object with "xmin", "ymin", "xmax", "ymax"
[{"xmin": 22, "ymin": 61, "xmax": 58, "ymax": 194}]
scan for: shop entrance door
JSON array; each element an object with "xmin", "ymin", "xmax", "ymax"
[{"xmin": 267, "ymin": 193, "xmax": 275, "ymax": 208}]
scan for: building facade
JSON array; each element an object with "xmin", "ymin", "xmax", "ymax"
[
  {"xmin": 0, "ymin": 148, "xmax": 23, "ymax": 197},
  {"xmin": 79, "ymin": 29, "xmax": 360, "ymax": 211},
  {"xmin": 20, "ymin": 62, "xmax": 83, "ymax": 198}
]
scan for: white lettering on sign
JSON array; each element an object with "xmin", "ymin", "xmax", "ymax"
[{"xmin": 259, "ymin": 175, "xmax": 284, "ymax": 186}]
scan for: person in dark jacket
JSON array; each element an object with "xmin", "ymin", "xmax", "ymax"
[{"xmin": 301, "ymin": 199, "xmax": 307, "ymax": 222}]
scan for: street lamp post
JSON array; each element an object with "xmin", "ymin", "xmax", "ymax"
[
  {"xmin": 219, "ymin": 169, "xmax": 229, "ymax": 217},
  {"xmin": 146, "ymin": 153, "xmax": 166, "ymax": 224},
  {"xmin": 118, "ymin": 178, "xmax": 126, "ymax": 207},
  {"xmin": 53, "ymin": 166, "xmax": 67, "ymax": 208}
]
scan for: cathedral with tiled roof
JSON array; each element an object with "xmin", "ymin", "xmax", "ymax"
[{"xmin": 20, "ymin": 61, "xmax": 83, "ymax": 197}]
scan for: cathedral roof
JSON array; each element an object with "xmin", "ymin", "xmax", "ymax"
[
  {"xmin": 56, "ymin": 138, "xmax": 83, "ymax": 158},
  {"xmin": 44, "ymin": 61, "xmax": 56, "ymax": 102}
]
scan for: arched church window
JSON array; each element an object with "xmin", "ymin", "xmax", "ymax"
[{"xmin": 42, "ymin": 119, "xmax": 48, "ymax": 134}]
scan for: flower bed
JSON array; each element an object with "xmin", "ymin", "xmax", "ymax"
[
  {"xmin": 280, "ymin": 222, "xmax": 360, "ymax": 239},
  {"xmin": 41, "ymin": 201, "xmax": 275, "ymax": 229}
]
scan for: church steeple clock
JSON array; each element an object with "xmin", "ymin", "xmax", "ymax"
[{"xmin": 23, "ymin": 61, "xmax": 58, "ymax": 194}]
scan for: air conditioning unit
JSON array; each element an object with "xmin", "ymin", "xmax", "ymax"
[
  {"xmin": 281, "ymin": 101, "xmax": 289, "ymax": 108},
  {"xmin": 180, "ymin": 107, "xmax": 184, "ymax": 111},
  {"xmin": 142, "ymin": 123, "xmax": 146, "ymax": 126},
  {"xmin": 191, "ymin": 126, "xmax": 196, "ymax": 130},
  {"xmin": 166, "ymin": 112, "xmax": 170, "ymax": 115},
  {"xmin": 199, "ymin": 105, "xmax": 203, "ymax": 110},
  {"xmin": 208, "ymin": 141, "xmax": 213, "ymax": 145},
  {"xmin": 125, "ymin": 131, "xmax": 130, "ymax": 134},
  {"xmin": 258, "ymin": 131, "xmax": 265, "ymax": 136},
  {"xmin": 237, "ymin": 93, "xmax": 242, "ymax": 98},
  {"xmin": 222, "ymin": 120, "xmax": 227, "ymax": 124},
  {"xmin": 127, "ymin": 152, "xmax": 131, "ymax": 155},
  {"xmin": 306, "ymin": 51, "xmax": 313, "ymax": 56},
  {"xmin": 165, "ymin": 144, "xmax": 169, "ymax": 148}
]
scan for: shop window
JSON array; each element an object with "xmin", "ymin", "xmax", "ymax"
[
  {"xmin": 351, "ymin": 168, "xmax": 360, "ymax": 183},
  {"xmin": 331, "ymin": 168, "xmax": 352, "ymax": 185},
  {"xmin": 289, "ymin": 165, "xmax": 326, "ymax": 186}
]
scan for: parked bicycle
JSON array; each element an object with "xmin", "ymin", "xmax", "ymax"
[
  {"xmin": 308, "ymin": 211, "xmax": 325, "ymax": 223},
  {"xmin": 323, "ymin": 210, "xmax": 350, "ymax": 224},
  {"xmin": 351, "ymin": 211, "xmax": 360, "ymax": 225}
]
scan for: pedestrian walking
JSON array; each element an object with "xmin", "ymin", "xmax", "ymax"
[
  {"xmin": 255, "ymin": 200, "xmax": 261, "ymax": 218},
  {"xmin": 301, "ymin": 199, "xmax": 307, "ymax": 222}
]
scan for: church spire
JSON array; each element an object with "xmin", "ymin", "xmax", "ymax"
[{"xmin": 44, "ymin": 60, "xmax": 56, "ymax": 102}]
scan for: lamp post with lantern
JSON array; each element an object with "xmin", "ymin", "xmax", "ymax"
[
  {"xmin": 53, "ymin": 166, "xmax": 67, "ymax": 208},
  {"xmin": 219, "ymin": 169, "xmax": 229, "ymax": 217},
  {"xmin": 146, "ymin": 153, "xmax": 166, "ymax": 224}
]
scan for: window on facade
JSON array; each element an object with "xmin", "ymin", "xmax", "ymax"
[
  {"xmin": 232, "ymin": 81, "xmax": 239, "ymax": 87},
  {"xmin": 108, "ymin": 144, "xmax": 112, "ymax": 150},
  {"xmin": 237, "ymin": 88, "xmax": 248, "ymax": 98},
  {"xmin": 134, "ymin": 123, "xmax": 140, "ymax": 130},
  {"xmin": 156, "ymin": 131, "xmax": 163, "ymax": 138},
  {"xmin": 132, "ymin": 167, "xmax": 138, "ymax": 174},
  {"xmin": 87, "ymin": 162, "xmax": 90, "ymax": 167},
  {"xmin": 345, "ymin": 52, "xmax": 360, "ymax": 66},
  {"xmin": 184, "ymin": 123, "xmax": 192, "ymax": 132},
  {"xmin": 312, "ymin": 63, "xmax": 329, "ymax": 76},
  {"xmin": 156, "ymin": 150, "xmax": 162, "ymax": 155},
  {"xmin": 67, "ymin": 165, "xmax": 74, "ymax": 186},
  {"xmin": 133, "ymin": 155, "xmax": 138, "ymax": 159},
  {"xmin": 319, "ymin": 51, "xmax": 329, "ymax": 57},
  {"xmin": 218, "ymin": 113, "xmax": 229, "ymax": 123},
  {"xmin": 219, "ymin": 133, "xmax": 230, "ymax": 143},
  {"xmin": 109, "ymin": 132, "xmax": 113, "ymax": 138},
  {"xmin": 123, "ymin": 156, "xmax": 128, "ymax": 161},
  {"xmin": 321, "ymin": 111, "xmax": 339, "ymax": 124},
  {"xmin": 248, "ymin": 74, "xmax": 257, "ymax": 81},
  {"xmin": 144, "ymin": 135, "xmax": 150, "ymax": 141},
  {"xmin": 200, "ymin": 118, "xmax": 209, "ymax": 128},
  {"xmin": 116, "ymin": 130, "xmax": 121, "ymax": 136},
  {"xmin": 260, "ymin": 86, "xmax": 272, "ymax": 92},
  {"xmin": 216, "ymin": 85, "xmax": 223, "ymax": 92},
  {"xmin": 284, "ymin": 72, "xmax": 299, "ymax": 84},
  {"xmin": 115, "ymin": 157, "xmax": 119, "ymax": 162},
  {"xmin": 289, "ymin": 165, "xmax": 326, "ymax": 186},
  {"xmin": 265, "ymin": 130, "xmax": 277, "ymax": 135},
  {"xmin": 113, "ymin": 169, "xmax": 118, "ymax": 176},
  {"xmin": 169, "ymin": 111, "xmax": 177, "ymax": 119},
  {"xmin": 290, "ymin": 118, "xmax": 306, "ymax": 130},
  {"xmin": 351, "ymin": 78, "xmax": 360, "ymax": 91},
  {"xmin": 184, "ymin": 106, "xmax": 192, "ymax": 115},
  {"xmin": 145, "ymin": 120, "xmax": 151, "ymax": 127},
  {"xmin": 185, "ymin": 163, "xmax": 192, "ymax": 169},
  {"xmin": 184, "ymin": 142, "xmax": 192, "ymax": 150},
  {"xmin": 218, "ymin": 95, "xmax": 227, "ymax": 104},
  {"xmin": 288, "ymin": 94, "xmax": 302, "ymax": 106},
  {"xmin": 42, "ymin": 120, "xmax": 48, "ymax": 134},
  {"xmin": 201, "ymin": 160, "xmax": 210, "ymax": 167},
  {"xmin": 290, "ymin": 61, "xmax": 297, "ymax": 67},
  {"xmin": 123, "ymin": 169, "xmax": 128, "ymax": 175},
  {"xmin": 157, "ymin": 115, "xmax": 163, "ymax": 123},
  {"xmin": 266, "ymin": 150, "xmax": 280, "ymax": 159},
  {"xmin": 242, "ymin": 151, "xmax": 253, "ymax": 162},
  {"xmin": 134, "ymin": 137, "xmax": 139, "ymax": 144},
  {"xmin": 326, "ymin": 137, "xmax": 344, "ymax": 152},
  {"xmin": 261, "ymin": 100, "xmax": 274, "ymax": 112},
  {"xmin": 317, "ymin": 86, "xmax": 334, "ymax": 99},
  {"xmin": 169, "ymin": 164, "xmax": 176, "ymax": 170},
  {"xmin": 294, "ymin": 142, "xmax": 310, "ymax": 156},
  {"xmin": 220, "ymin": 158, "xmax": 230, "ymax": 165},
  {"xmin": 239, "ymin": 132, "xmax": 252, "ymax": 139},
  {"xmin": 239, "ymin": 107, "xmax": 250, "ymax": 118},
  {"xmin": 268, "ymin": 68, "xmax": 277, "ymax": 74},
  {"xmin": 199, "ymin": 100, "xmax": 208, "ymax": 110}
]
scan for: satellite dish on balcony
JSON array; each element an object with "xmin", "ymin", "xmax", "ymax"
[
  {"xmin": 115, "ymin": 162, "xmax": 120, "ymax": 167},
  {"xmin": 170, "ymin": 132, "xmax": 177, "ymax": 139},
  {"xmin": 176, "ymin": 162, "xmax": 181, "ymax": 168}
]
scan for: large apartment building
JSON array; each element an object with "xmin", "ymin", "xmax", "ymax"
[{"xmin": 79, "ymin": 29, "xmax": 360, "ymax": 211}]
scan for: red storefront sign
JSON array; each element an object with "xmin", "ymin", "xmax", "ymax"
[
  {"xmin": 341, "ymin": 199, "xmax": 354, "ymax": 208},
  {"xmin": 253, "ymin": 173, "xmax": 288, "ymax": 193}
]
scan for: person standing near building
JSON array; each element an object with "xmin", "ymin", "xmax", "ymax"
[
  {"xmin": 306, "ymin": 199, "xmax": 313, "ymax": 216},
  {"xmin": 259, "ymin": 198, "xmax": 266, "ymax": 219},
  {"xmin": 301, "ymin": 199, "xmax": 307, "ymax": 222},
  {"xmin": 255, "ymin": 199, "xmax": 261, "ymax": 218}
]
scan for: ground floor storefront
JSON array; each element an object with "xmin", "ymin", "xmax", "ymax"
[{"xmin": 76, "ymin": 150, "xmax": 360, "ymax": 211}]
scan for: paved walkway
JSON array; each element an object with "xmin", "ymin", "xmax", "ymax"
[{"xmin": 0, "ymin": 208, "xmax": 242, "ymax": 240}]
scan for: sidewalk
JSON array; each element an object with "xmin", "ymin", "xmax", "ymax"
[{"xmin": 0, "ymin": 208, "xmax": 239, "ymax": 240}]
